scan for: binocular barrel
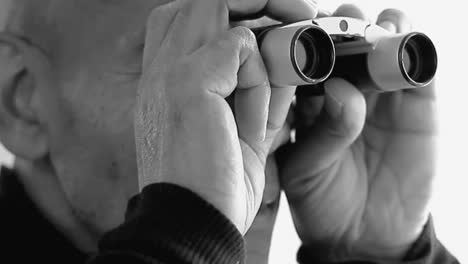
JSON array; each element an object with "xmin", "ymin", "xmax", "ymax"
[
  {"xmin": 253, "ymin": 20, "xmax": 438, "ymax": 92},
  {"xmin": 333, "ymin": 32, "xmax": 438, "ymax": 92}
]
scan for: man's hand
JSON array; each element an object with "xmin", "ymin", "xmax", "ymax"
[
  {"xmin": 244, "ymin": 125, "xmax": 291, "ymax": 263},
  {"xmin": 244, "ymin": 155, "xmax": 281, "ymax": 263},
  {"xmin": 134, "ymin": 0, "xmax": 317, "ymax": 235},
  {"xmin": 278, "ymin": 5, "xmax": 437, "ymax": 260}
]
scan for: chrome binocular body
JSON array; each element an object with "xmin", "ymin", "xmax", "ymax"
[{"xmin": 254, "ymin": 17, "xmax": 438, "ymax": 93}]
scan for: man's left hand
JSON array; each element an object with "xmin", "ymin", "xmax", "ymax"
[{"xmin": 278, "ymin": 5, "xmax": 437, "ymax": 260}]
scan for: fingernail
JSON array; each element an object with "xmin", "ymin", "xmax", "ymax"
[
  {"xmin": 324, "ymin": 83, "xmax": 344, "ymax": 120},
  {"xmin": 379, "ymin": 21, "xmax": 397, "ymax": 34}
]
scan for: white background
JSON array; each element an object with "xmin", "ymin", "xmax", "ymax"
[{"xmin": 0, "ymin": 0, "xmax": 466, "ymax": 262}]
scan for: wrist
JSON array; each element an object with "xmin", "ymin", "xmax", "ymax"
[
  {"xmin": 297, "ymin": 214, "xmax": 429, "ymax": 261},
  {"xmin": 349, "ymin": 241, "xmax": 412, "ymax": 261},
  {"xmin": 348, "ymin": 222, "xmax": 427, "ymax": 261},
  {"xmin": 299, "ymin": 231, "xmax": 422, "ymax": 262},
  {"xmin": 298, "ymin": 241, "xmax": 413, "ymax": 263}
]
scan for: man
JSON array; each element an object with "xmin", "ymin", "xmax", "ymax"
[{"xmin": 0, "ymin": 0, "xmax": 459, "ymax": 263}]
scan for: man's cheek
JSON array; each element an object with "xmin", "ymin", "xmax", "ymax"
[{"xmin": 88, "ymin": 79, "xmax": 138, "ymax": 135}]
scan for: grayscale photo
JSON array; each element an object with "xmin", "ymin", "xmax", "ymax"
[{"xmin": 0, "ymin": 0, "xmax": 464, "ymax": 263}]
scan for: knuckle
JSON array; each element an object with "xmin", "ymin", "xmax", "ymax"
[
  {"xmin": 266, "ymin": 119, "xmax": 284, "ymax": 133},
  {"xmin": 228, "ymin": 26, "xmax": 257, "ymax": 48},
  {"xmin": 232, "ymin": 26, "xmax": 256, "ymax": 40},
  {"xmin": 210, "ymin": 26, "xmax": 258, "ymax": 60},
  {"xmin": 211, "ymin": 35, "xmax": 232, "ymax": 52}
]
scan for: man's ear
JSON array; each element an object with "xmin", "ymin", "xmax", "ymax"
[{"xmin": 0, "ymin": 33, "xmax": 49, "ymax": 160}]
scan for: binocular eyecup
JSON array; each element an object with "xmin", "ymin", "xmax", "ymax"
[
  {"xmin": 400, "ymin": 33, "xmax": 438, "ymax": 87},
  {"xmin": 254, "ymin": 24, "xmax": 336, "ymax": 86}
]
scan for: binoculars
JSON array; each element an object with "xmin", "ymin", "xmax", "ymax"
[{"xmin": 253, "ymin": 17, "xmax": 438, "ymax": 93}]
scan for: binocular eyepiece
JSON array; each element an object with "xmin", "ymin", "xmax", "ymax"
[
  {"xmin": 253, "ymin": 17, "xmax": 438, "ymax": 92},
  {"xmin": 400, "ymin": 33, "xmax": 438, "ymax": 87},
  {"xmin": 254, "ymin": 24, "xmax": 336, "ymax": 85}
]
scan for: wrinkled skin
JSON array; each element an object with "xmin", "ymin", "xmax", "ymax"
[
  {"xmin": 278, "ymin": 5, "xmax": 436, "ymax": 260},
  {"xmin": 0, "ymin": 0, "xmax": 312, "ymax": 259}
]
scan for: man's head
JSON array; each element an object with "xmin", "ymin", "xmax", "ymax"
[{"xmin": 0, "ymin": 0, "xmax": 174, "ymax": 238}]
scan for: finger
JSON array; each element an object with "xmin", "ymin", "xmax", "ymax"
[
  {"xmin": 269, "ymin": 122, "xmax": 291, "ymax": 154},
  {"xmin": 403, "ymin": 78, "xmax": 437, "ymax": 105},
  {"xmin": 230, "ymin": 16, "xmax": 278, "ymax": 29},
  {"xmin": 317, "ymin": 8, "xmax": 332, "ymax": 18},
  {"xmin": 264, "ymin": 155, "xmax": 281, "ymax": 206},
  {"xmin": 233, "ymin": 6, "xmax": 331, "ymax": 29},
  {"xmin": 364, "ymin": 92, "xmax": 380, "ymax": 118},
  {"xmin": 333, "ymin": 3, "xmax": 367, "ymax": 21},
  {"xmin": 234, "ymin": 28, "xmax": 271, "ymax": 143},
  {"xmin": 192, "ymin": 27, "xmax": 271, "ymax": 144},
  {"xmin": 264, "ymin": 85, "xmax": 296, "ymax": 142},
  {"xmin": 235, "ymin": 83, "xmax": 271, "ymax": 144},
  {"xmin": 228, "ymin": 0, "xmax": 318, "ymax": 22},
  {"xmin": 143, "ymin": 1, "xmax": 181, "ymax": 70},
  {"xmin": 161, "ymin": 0, "xmax": 229, "ymax": 57},
  {"xmin": 376, "ymin": 9, "xmax": 412, "ymax": 34},
  {"xmin": 244, "ymin": 156, "xmax": 280, "ymax": 263},
  {"xmin": 295, "ymin": 95, "xmax": 325, "ymax": 126},
  {"xmin": 280, "ymin": 78, "xmax": 366, "ymax": 175}
]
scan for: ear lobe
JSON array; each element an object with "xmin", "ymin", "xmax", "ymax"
[{"xmin": 0, "ymin": 33, "xmax": 48, "ymax": 160}]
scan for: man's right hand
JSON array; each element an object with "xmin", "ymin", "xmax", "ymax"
[{"xmin": 134, "ymin": 0, "xmax": 318, "ymax": 235}]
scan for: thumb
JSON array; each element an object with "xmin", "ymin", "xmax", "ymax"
[
  {"xmin": 279, "ymin": 78, "xmax": 366, "ymax": 182},
  {"xmin": 376, "ymin": 9, "xmax": 412, "ymax": 34}
]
